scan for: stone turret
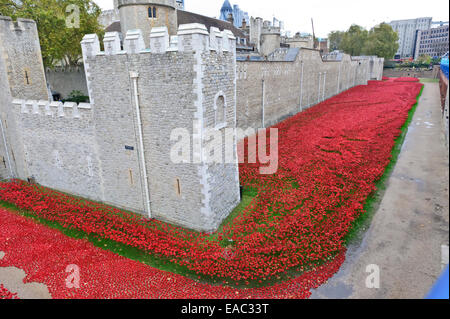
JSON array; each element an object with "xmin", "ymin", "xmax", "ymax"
[
  {"xmin": 260, "ymin": 24, "xmax": 281, "ymax": 57},
  {"xmin": 0, "ymin": 16, "xmax": 48, "ymax": 100},
  {"xmin": 118, "ymin": 0, "xmax": 178, "ymax": 46}
]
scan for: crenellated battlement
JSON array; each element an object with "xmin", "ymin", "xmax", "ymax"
[
  {"xmin": 12, "ymin": 99, "xmax": 92, "ymax": 119},
  {"xmin": 117, "ymin": 0, "xmax": 177, "ymax": 9},
  {"xmin": 81, "ymin": 24, "xmax": 237, "ymax": 58},
  {"xmin": 0, "ymin": 15, "xmax": 37, "ymax": 32}
]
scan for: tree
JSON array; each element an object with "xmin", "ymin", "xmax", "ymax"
[
  {"xmin": 0, "ymin": 0, "xmax": 104, "ymax": 67},
  {"xmin": 363, "ymin": 23, "xmax": 399, "ymax": 59},
  {"xmin": 328, "ymin": 30, "xmax": 345, "ymax": 51},
  {"xmin": 417, "ymin": 54, "xmax": 432, "ymax": 65},
  {"xmin": 340, "ymin": 25, "xmax": 368, "ymax": 56}
]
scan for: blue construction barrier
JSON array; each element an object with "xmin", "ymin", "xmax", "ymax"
[
  {"xmin": 441, "ymin": 58, "xmax": 449, "ymax": 79},
  {"xmin": 426, "ymin": 265, "xmax": 449, "ymax": 299}
]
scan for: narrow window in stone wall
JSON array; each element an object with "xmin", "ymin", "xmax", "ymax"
[
  {"xmin": 129, "ymin": 169, "xmax": 134, "ymax": 185},
  {"xmin": 215, "ymin": 95, "xmax": 226, "ymax": 128},
  {"xmin": 148, "ymin": 7, "xmax": 157, "ymax": 19},
  {"xmin": 175, "ymin": 178, "xmax": 181, "ymax": 196},
  {"xmin": 24, "ymin": 68, "xmax": 31, "ymax": 85}
]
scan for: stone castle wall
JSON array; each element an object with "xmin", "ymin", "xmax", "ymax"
[
  {"xmin": 9, "ymin": 100, "xmax": 104, "ymax": 202},
  {"xmin": 45, "ymin": 66, "xmax": 89, "ymax": 99},
  {"xmin": 236, "ymin": 50, "xmax": 383, "ymax": 130},
  {"xmin": 0, "ymin": 17, "xmax": 49, "ymax": 181},
  {"xmin": 0, "ymin": 43, "xmax": 12, "ymax": 179}
]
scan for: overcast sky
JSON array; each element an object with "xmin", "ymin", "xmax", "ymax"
[{"xmin": 94, "ymin": 0, "xmax": 449, "ymax": 37}]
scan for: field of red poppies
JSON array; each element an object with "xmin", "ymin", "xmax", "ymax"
[
  {"xmin": 0, "ymin": 284, "xmax": 19, "ymax": 299},
  {"xmin": 0, "ymin": 207, "xmax": 345, "ymax": 299},
  {"xmin": 0, "ymin": 78, "xmax": 423, "ymax": 285}
]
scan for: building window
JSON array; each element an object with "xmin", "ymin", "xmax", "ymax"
[
  {"xmin": 148, "ymin": 6, "xmax": 157, "ymax": 18},
  {"xmin": 214, "ymin": 92, "xmax": 227, "ymax": 129},
  {"xmin": 24, "ymin": 68, "xmax": 31, "ymax": 85},
  {"xmin": 175, "ymin": 178, "xmax": 181, "ymax": 196}
]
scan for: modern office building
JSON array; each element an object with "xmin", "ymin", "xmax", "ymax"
[
  {"xmin": 219, "ymin": 0, "xmax": 249, "ymax": 28},
  {"xmin": 176, "ymin": 0, "xmax": 184, "ymax": 10},
  {"xmin": 389, "ymin": 17, "xmax": 433, "ymax": 58},
  {"xmin": 414, "ymin": 24, "xmax": 449, "ymax": 59}
]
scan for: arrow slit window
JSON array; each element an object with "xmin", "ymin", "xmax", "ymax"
[{"xmin": 148, "ymin": 7, "xmax": 157, "ymax": 19}]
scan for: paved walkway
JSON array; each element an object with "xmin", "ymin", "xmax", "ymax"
[
  {"xmin": 0, "ymin": 265, "xmax": 51, "ymax": 299},
  {"xmin": 311, "ymin": 82, "xmax": 449, "ymax": 299}
]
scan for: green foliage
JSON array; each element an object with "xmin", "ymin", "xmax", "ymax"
[
  {"xmin": 397, "ymin": 60, "xmax": 433, "ymax": 68},
  {"xmin": 363, "ymin": 23, "xmax": 399, "ymax": 59},
  {"xmin": 431, "ymin": 57, "xmax": 441, "ymax": 65},
  {"xmin": 340, "ymin": 25, "xmax": 368, "ymax": 56},
  {"xmin": 328, "ymin": 30, "xmax": 345, "ymax": 51},
  {"xmin": 62, "ymin": 90, "xmax": 89, "ymax": 103},
  {"xmin": 417, "ymin": 54, "xmax": 432, "ymax": 65},
  {"xmin": 0, "ymin": 0, "xmax": 104, "ymax": 67},
  {"xmin": 331, "ymin": 23, "xmax": 399, "ymax": 59},
  {"xmin": 417, "ymin": 54, "xmax": 441, "ymax": 67}
]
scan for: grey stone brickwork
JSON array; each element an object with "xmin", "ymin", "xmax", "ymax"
[
  {"xmin": 201, "ymin": 30, "xmax": 241, "ymax": 231},
  {"xmin": 260, "ymin": 30, "xmax": 281, "ymax": 57},
  {"xmin": 9, "ymin": 100, "xmax": 104, "ymax": 202},
  {"xmin": 0, "ymin": 45, "xmax": 13, "ymax": 179},
  {"xmin": 236, "ymin": 49, "xmax": 384, "ymax": 130},
  {"xmin": 0, "ymin": 16, "xmax": 48, "ymax": 100},
  {"xmin": 45, "ymin": 66, "xmax": 89, "ymax": 99},
  {"xmin": 0, "ymin": 16, "xmax": 49, "ymax": 181}
]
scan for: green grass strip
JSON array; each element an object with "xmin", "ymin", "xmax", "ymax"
[{"xmin": 419, "ymin": 78, "xmax": 439, "ymax": 83}]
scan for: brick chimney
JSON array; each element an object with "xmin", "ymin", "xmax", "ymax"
[{"xmin": 227, "ymin": 13, "xmax": 234, "ymax": 25}]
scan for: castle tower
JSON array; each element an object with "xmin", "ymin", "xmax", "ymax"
[
  {"xmin": 81, "ymin": 25, "xmax": 241, "ymax": 233},
  {"xmin": 0, "ymin": 16, "xmax": 49, "ymax": 180},
  {"xmin": 118, "ymin": 0, "xmax": 178, "ymax": 46},
  {"xmin": 0, "ymin": 16, "xmax": 48, "ymax": 100},
  {"xmin": 260, "ymin": 25, "xmax": 281, "ymax": 56}
]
